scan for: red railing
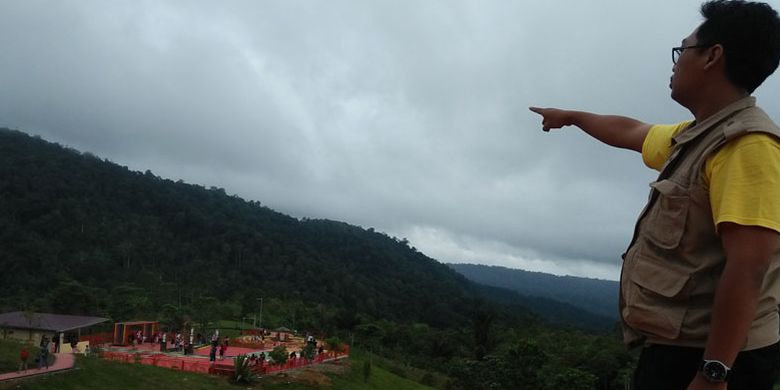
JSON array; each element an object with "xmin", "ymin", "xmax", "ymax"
[
  {"xmin": 80, "ymin": 332, "xmax": 113, "ymax": 345},
  {"xmin": 99, "ymin": 346, "xmax": 349, "ymax": 377},
  {"xmin": 251, "ymin": 348, "xmax": 350, "ymax": 375}
]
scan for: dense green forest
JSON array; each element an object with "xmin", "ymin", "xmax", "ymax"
[
  {"xmin": 0, "ymin": 128, "xmax": 634, "ymax": 389},
  {"xmin": 449, "ymin": 263, "xmax": 619, "ymax": 320}
]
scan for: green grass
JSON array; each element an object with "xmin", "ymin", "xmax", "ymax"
[
  {"xmin": 0, "ymin": 356, "xmax": 241, "ymax": 390},
  {"xmin": 0, "ymin": 339, "xmax": 52, "ymax": 373},
  {"xmin": 206, "ymin": 320, "xmax": 253, "ymax": 339},
  {"xmin": 0, "ymin": 344, "xmax": 437, "ymax": 390},
  {"xmin": 255, "ymin": 353, "xmax": 436, "ymax": 390},
  {"xmin": 326, "ymin": 359, "xmax": 436, "ymax": 390}
]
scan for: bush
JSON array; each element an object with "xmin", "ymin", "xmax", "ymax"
[
  {"xmin": 420, "ymin": 372, "xmax": 437, "ymax": 386},
  {"xmin": 269, "ymin": 345, "xmax": 288, "ymax": 366},
  {"xmin": 363, "ymin": 359, "xmax": 372, "ymax": 383},
  {"xmin": 232, "ymin": 355, "xmax": 255, "ymax": 384},
  {"xmin": 301, "ymin": 343, "xmax": 315, "ymax": 360},
  {"xmin": 387, "ymin": 363, "xmax": 407, "ymax": 378},
  {"xmin": 325, "ymin": 336, "xmax": 343, "ymax": 353}
]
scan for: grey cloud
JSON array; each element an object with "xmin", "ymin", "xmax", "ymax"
[{"xmin": 2, "ymin": 0, "xmax": 779, "ymax": 280}]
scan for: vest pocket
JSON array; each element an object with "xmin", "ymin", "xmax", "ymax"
[
  {"xmin": 645, "ymin": 179, "xmax": 690, "ymax": 250},
  {"xmin": 624, "ymin": 259, "xmax": 691, "ymax": 340}
]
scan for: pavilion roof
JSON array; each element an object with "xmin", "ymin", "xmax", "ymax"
[{"xmin": 0, "ymin": 312, "xmax": 108, "ymax": 333}]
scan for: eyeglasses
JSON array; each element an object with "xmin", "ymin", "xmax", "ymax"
[{"xmin": 672, "ymin": 44, "xmax": 713, "ymax": 64}]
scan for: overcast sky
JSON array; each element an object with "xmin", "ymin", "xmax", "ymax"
[{"xmin": 2, "ymin": 1, "xmax": 779, "ymax": 281}]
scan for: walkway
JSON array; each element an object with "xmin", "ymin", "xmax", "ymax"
[{"xmin": 0, "ymin": 353, "xmax": 76, "ymax": 381}]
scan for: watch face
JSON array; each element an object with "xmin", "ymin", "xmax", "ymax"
[{"xmin": 703, "ymin": 361, "xmax": 728, "ymax": 381}]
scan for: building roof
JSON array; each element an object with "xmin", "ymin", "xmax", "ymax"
[
  {"xmin": 0, "ymin": 312, "xmax": 108, "ymax": 333},
  {"xmin": 115, "ymin": 321, "xmax": 157, "ymax": 326}
]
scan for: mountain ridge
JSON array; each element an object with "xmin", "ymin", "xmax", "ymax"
[{"xmin": 448, "ymin": 263, "xmax": 620, "ymax": 320}]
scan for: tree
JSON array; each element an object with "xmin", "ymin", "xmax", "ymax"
[
  {"xmin": 325, "ymin": 336, "xmax": 344, "ymax": 353},
  {"xmin": 49, "ymin": 279, "xmax": 96, "ymax": 315},
  {"xmin": 471, "ymin": 301, "xmax": 497, "ymax": 360},
  {"xmin": 363, "ymin": 359, "xmax": 372, "ymax": 383},
  {"xmin": 191, "ymin": 296, "xmax": 220, "ymax": 331},
  {"xmin": 301, "ymin": 343, "xmax": 315, "ymax": 360},
  {"xmin": 232, "ymin": 355, "xmax": 255, "ymax": 384},
  {"xmin": 335, "ymin": 308, "xmax": 360, "ymax": 330},
  {"xmin": 0, "ymin": 322, "xmax": 10, "ymax": 340},
  {"xmin": 158, "ymin": 303, "xmax": 182, "ymax": 331},
  {"xmin": 269, "ymin": 345, "xmax": 288, "ymax": 366},
  {"xmin": 107, "ymin": 285, "xmax": 151, "ymax": 321},
  {"xmin": 504, "ymin": 339, "xmax": 548, "ymax": 389},
  {"xmin": 540, "ymin": 366, "xmax": 597, "ymax": 390},
  {"xmin": 21, "ymin": 308, "xmax": 40, "ymax": 341}
]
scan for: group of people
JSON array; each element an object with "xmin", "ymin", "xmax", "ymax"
[
  {"xmin": 17, "ymin": 336, "xmax": 51, "ymax": 373},
  {"xmin": 208, "ymin": 335, "xmax": 230, "ymax": 364},
  {"xmin": 125, "ymin": 328, "xmax": 233, "ymax": 361},
  {"xmin": 126, "ymin": 329, "xmax": 188, "ymax": 353}
]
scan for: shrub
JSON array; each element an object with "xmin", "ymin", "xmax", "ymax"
[
  {"xmin": 232, "ymin": 355, "xmax": 255, "ymax": 384},
  {"xmin": 363, "ymin": 359, "xmax": 372, "ymax": 383},
  {"xmin": 269, "ymin": 345, "xmax": 288, "ymax": 366},
  {"xmin": 325, "ymin": 336, "xmax": 343, "ymax": 353}
]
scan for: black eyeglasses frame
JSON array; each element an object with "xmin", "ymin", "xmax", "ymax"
[{"xmin": 672, "ymin": 44, "xmax": 714, "ymax": 64}]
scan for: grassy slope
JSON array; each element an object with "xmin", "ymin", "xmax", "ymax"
[
  {"xmin": 0, "ymin": 340, "xmax": 52, "ymax": 373},
  {"xmin": 262, "ymin": 352, "xmax": 436, "ymax": 390},
  {"xmin": 0, "ymin": 348, "xmax": 434, "ymax": 390},
  {"xmin": 328, "ymin": 363, "xmax": 435, "ymax": 390},
  {"xmin": 0, "ymin": 357, "xmax": 238, "ymax": 390}
]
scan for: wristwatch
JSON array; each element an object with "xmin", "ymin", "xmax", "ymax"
[{"xmin": 699, "ymin": 359, "xmax": 730, "ymax": 382}]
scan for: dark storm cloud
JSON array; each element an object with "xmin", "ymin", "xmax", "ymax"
[{"xmin": 2, "ymin": 0, "xmax": 778, "ymax": 280}]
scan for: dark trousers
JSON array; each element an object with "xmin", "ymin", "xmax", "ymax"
[{"xmin": 633, "ymin": 342, "xmax": 780, "ymax": 390}]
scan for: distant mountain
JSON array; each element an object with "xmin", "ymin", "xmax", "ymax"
[
  {"xmin": 448, "ymin": 263, "xmax": 620, "ymax": 320},
  {"xmin": 473, "ymin": 283, "xmax": 615, "ymax": 331}
]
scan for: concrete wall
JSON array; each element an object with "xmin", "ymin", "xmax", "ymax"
[{"xmin": 1, "ymin": 328, "xmax": 56, "ymax": 347}]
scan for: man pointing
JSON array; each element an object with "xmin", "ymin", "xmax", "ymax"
[{"xmin": 530, "ymin": 1, "xmax": 780, "ymax": 389}]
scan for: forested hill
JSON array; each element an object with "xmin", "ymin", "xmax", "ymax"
[
  {"xmin": 0, "ymin": 127, "xmax": 487, "ymax": 327},
  {"xmin": 0, "ymin": 127, "xmax": 620, "ymax": 333},
  {"xmin": 448, "ymin": 263, "xmax": 620, "ymax": 320}
]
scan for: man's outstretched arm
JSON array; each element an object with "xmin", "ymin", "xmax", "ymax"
[{"xmin": 529, "ymin": 107, "xmax": 651, "ymax": 153}]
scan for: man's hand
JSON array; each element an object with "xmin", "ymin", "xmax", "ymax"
[
  {"xmin": 687, "ymin": 374, "xmax": 727, "ymax": 390},
  {"xmin": 528, "ymin": 107, "xmax": 573, "ymax": 132},
  {"xmin": 527, "ymin": 106, "xmax": 649, "ymax": 152}
]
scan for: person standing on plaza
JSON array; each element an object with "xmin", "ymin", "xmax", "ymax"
[
  {"xmin": 209, "ymin": 338, "xmax": 217, "ymax": 364},
  {"xmin": 530, "ymin": 1, "xmax": 780, "ymax": 389},
  {"xmin": 38, "ymin": 337, "xmax": 49, "ymax": 369},
  {"xmin": 18, "ymin": 346, "xmax": 29, "ymax": 373}
]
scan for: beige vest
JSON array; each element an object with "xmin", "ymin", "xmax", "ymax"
[{"xmin": 620, "ymin": 96, "xmax": 780, "ymax": 350}]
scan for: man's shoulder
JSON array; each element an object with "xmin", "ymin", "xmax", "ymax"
[
  {"xmin": 716, "ymin": 132, "xmax": 780, "ymax": 161},
  {"xmin": 729, "ymin": 105, "xmax": 780, "ymax": 138}
]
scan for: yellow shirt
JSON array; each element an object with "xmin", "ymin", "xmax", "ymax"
[{"xmin": 642, "ymin": 122, "xmax": 780, "ymax": 234}]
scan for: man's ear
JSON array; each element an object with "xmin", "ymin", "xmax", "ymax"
[{"xmin": 703, "ymin": 44, "xmax": 725, "ymax": 71}]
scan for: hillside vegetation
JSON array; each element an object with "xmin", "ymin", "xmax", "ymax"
[
  {"xmin": 0, "ymin": 128, "xmax": 633, "ymax": 389},
  {"xmin": 449, "ymin": 263, "xmax": 619, "ymax": 320}
]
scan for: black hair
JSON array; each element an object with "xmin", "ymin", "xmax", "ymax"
[{"xmin": 697, "ymin": 0, "xmax": 780, "ymax": 93}]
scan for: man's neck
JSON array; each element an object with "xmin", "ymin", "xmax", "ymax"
[{"xmin": 689, "ymin": 88, "xmax": 750, "ymax": 123}]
